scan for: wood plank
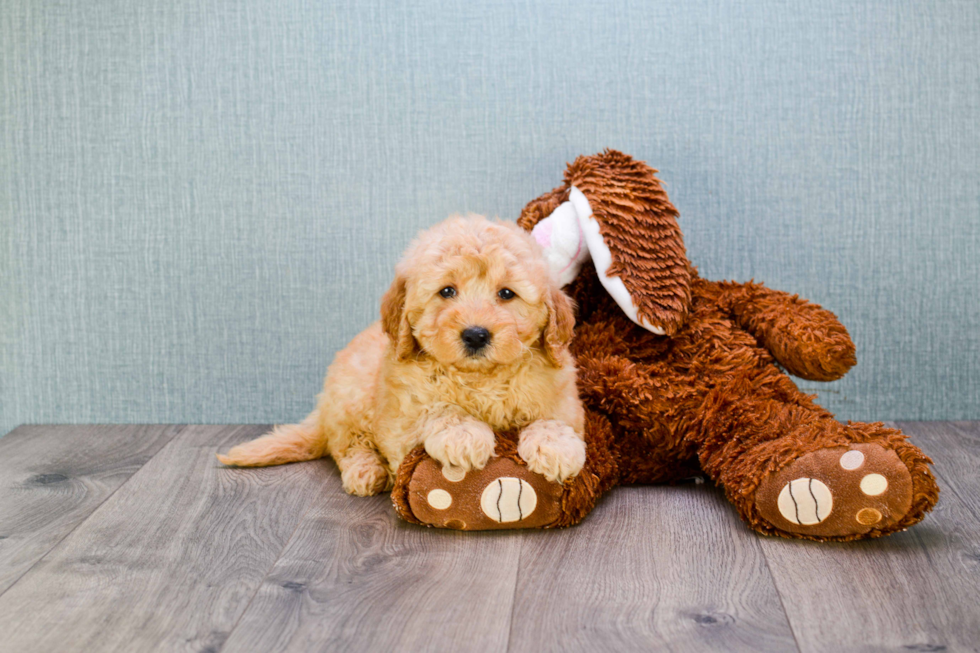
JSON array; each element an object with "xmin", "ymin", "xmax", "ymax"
[
  {"xmin": 0, "ymin": 424, "xmax": 182, "ymax": 595},
  {"xmin": 507, "ymin": 483, "xmax": 799, "ymax": 653},
  {"xmin": 219, "ymin": 472, "xmax": 522, "ymax": 653},
  {"xmin": 899, "ymin": 421, "xmax": 980, "ymax": 519},
  {"xmin": 0, "ymin": 425, "xmax": 333, "ymax": 653},
  {"xmin": 760, "ymin": 421, "xmax": 980, "ymax": 652}
]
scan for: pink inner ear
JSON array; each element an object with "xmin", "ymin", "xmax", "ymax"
[{"xmin": 533, "ymin": 220, "xmax": 553, "ymax": 248}]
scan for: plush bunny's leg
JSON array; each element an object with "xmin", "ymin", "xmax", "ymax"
[{"xmin": 692, "ymin": 373, "xmax": 939, "ymax": 541}]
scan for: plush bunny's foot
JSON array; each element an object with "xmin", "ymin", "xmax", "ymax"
[
  {"xmin": 398, "ymin": 456, "xmax": 564, "ymax": 531},
  {"xmin": 755, "ymin": 444, "xmax": 915, "ymax": 538},
  {"xmin": 393, "ymin": 414, "xmax": 617, "ymax": 531}
]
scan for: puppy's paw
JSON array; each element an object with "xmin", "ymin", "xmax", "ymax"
[
  {"xmin": 517, "ymin": 420, "xmax": 585, "ymax": 483},
  {"xmin": 339, "ymin": 449, "xmax": 390, "ymax": 497},
  {"xmin": 425, "ymin": 421, "xmax": 496, "ymax": 472}
]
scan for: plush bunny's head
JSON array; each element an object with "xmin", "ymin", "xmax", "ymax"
[{"xmin": 517, "ymin": 150, "xmax": 692, "ymax": 336}]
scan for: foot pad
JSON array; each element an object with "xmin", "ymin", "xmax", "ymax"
[
  {"xmin": 777, "ymin": 478, "xmax": 833, "ymax": 526},
  {"xmin": 481, "ymin": 477, "xmax": 537, "ymax": 523},
  {"xmin": 407, "ymin": 456, "xmax": 563, "ymax": 530},
  {"xmin": 756, "ymin": 443, "xmax": 913, "ymax": 537}
]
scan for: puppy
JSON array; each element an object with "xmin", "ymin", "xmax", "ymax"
[{"xmin": 218, "ymin": 215, "xmax": 587, "ymax": 496}]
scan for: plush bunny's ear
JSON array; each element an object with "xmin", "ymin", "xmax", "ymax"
[
  {"xmin": 530, "ymin": 198, "xmax": 591, "ymax": 288},
  {"xmin": 526, "ymin": 151, "xmax": 692, "ymax": 336},
  {"xmin": 518, "ymin": 183, "xmax": 569, "ymax": 233}
]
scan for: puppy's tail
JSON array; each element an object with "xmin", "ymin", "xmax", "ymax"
[{"xmin": 216, "ymin": 409, "xmax": 326, "ymax": 467}]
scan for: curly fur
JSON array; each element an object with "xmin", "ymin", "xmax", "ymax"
[{"xmin": 218, "ymin": 215, "xmax": 586, "ymax": 494}]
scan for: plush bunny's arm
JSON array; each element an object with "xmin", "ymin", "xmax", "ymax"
[{"xmin": 715, "ymin": 280, "xmax": 856, "ymax": 381}]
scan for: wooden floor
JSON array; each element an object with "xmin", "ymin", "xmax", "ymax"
[{"xmin": 0, "ymin": 423, "xmax": 977, "ymax": 652}]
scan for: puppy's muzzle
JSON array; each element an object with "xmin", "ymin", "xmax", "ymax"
[{"xmin": 461, "ymin": 326, "xmax": 491, "ymax": 354}]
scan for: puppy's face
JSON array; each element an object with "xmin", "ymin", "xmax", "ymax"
[{"xmin": 381, "ymin": 216, "xmax": 574, "ymax": 370}]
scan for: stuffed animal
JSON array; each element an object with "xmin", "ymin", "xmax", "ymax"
[{"xmin": 392, "ymin": 150, "xmax": 939, "ymax": 541}]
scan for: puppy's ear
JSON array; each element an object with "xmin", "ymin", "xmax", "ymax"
[
  {"xmin": 543, "ymin": 287, "xmax": 575, "ymax": 367},
  {"xmin": 380, "ymin": 274, "xmax": 416, "ymax": 361}
]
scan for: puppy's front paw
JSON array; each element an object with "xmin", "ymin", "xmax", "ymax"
[
  {"xmin": 517, "ymin": 420, "xmax": 585, "ymax": 483},
  {"xmin": 424, "ymin": 421, "xmax": 495, "ymax": 472}
]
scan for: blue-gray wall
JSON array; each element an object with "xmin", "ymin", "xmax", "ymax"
[{"xmin": 2, "ymin": 0, "xmax": 979, "ymax": 437}]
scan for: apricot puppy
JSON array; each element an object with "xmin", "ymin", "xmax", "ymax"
[{"xmin": 218, "ymin": 215, "xmax": 586, "ymax": 496}]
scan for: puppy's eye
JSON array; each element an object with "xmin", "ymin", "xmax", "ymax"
[
  {"xmin": 497, "ymin": 288, "xmax": 516, "ymax": 301},
  {"xmin": 439, "ymin": 286, "xmax": 457, "ymax": 299}
]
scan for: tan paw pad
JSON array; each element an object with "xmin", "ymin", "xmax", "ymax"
[
  {"xmin": 442, "ymin": 465, "xmax": 466, "ymax": 482},
  {"xmin": 856, "ymin": 507, "xmax": 883, "ymax": 525},
  {"xmin": 427, "ymin": 489, "xmax": 452, "ymax": 510},
  {"xmin": 839, "ymin": 450, "xmax": 865, "ymax": 470},
  {"xmin": 860, "ymin": 473, "xmax": 888, "ymax": 496},
  {"xmin": 480, "ymin": 478, "xmax": 537, "ymax": 523},
  {"xmin": 777, "ymin": 478, "xmax": 833, "ymax": 525}
]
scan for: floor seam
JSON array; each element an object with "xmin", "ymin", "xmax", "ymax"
[
  {"xmin": 758, "ymin": 539, "xmax": 805, "ymax": 653},
  {"xmin": 503, "ymin": 532, "xmax": 524, "ymax": 653},
  {"xmin": 217, "ymin": 467, "xmax": 329, "ymax": 653},
  {"xmin": 928, "ymin": 466, "xmax": 980, "ymax": 525}
]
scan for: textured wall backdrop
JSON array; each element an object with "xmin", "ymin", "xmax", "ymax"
[{"xmin": 2, "ymin": 0, "xmax": 979, "ymax": 437}]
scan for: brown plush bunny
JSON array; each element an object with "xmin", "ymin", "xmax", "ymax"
[{"xmin": 393, "ymin": 150, "xmax": 939, "ymax": 541}]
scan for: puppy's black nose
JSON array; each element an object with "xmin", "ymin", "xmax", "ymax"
[{"xmin": 461, "ymin": 326, "xmax": 491, "ymax": 353}]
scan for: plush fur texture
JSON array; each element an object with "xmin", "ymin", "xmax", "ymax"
[
  {"xmin": 393, "ymin": 150, "xmax": 939, "ymax": 541},
  {"xmin": 521, "ymin": 151, "xmax": 691, "ymax": 335},
  {"xmin": 217, "ymin": 215, "xmax": 587, "ymax": 495}
]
